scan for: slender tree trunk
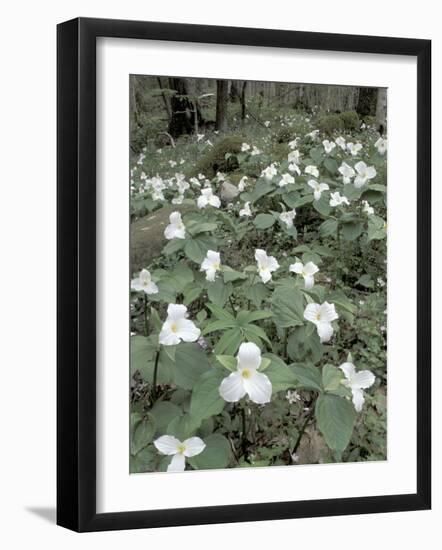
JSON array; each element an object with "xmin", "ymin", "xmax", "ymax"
[
  {"xmin": 215, "ymin": 80, "xmax": 229, "ymax": 132},
  {"xmin": 156, "ymin": 77, "xmax": 171, "ymax": 120},
  {"xmin": 375, "ymin": 88, "xmax": 388, "ymax": 135},
  {"xmin": 240, "ymin": 81, "xmax": 247, "ymax": 122},
  {"xmin": 167, "ymin": 77, "xmax": 203, "ymax": 138}
]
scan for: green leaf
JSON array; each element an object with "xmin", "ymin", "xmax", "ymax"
[
  {"xmin": 188, "ymin": 434, "xmax": 231, "ymax": 470},
  {"xmin": 149, "ymin": 307, "xmax": 162, "ymax": 332},
  {"xmin": 319, "ymin": 218, "xmax": 338, "ymax": 237},
  {"xmin": 322, "ymin": 364, "xmax": 344, "ymax": 392},
  {"xmin": 271, "ymin": 288, "xmax": 305, "ymax": 328},
  {"xmin": 203, "ymin": 319, "xmax": 236, "ymax": 335},
  {"xmin": 166, "ymin": 413, "xmax": 201, "ymax": 440},
  {"xmin": 342, "ymin": 185, "xmax": 362, "ymax": 201},
  {"xmin": 207, "ymin": 278, "xmax": 233, "ymax": 307},
  {"xmin": 313, "ymin": 195, "xmax": 331, "ymax": 216},
  {"xmin": 206, "ymin": 302, "xmax": 235, "ymax": 322},
  {"xmin": 291, "ymin": 364, "xmax": 323, "ymax": 391},
  {"xmin": 216, "ymin": 355, "xmax": 237, "ymax": 372},
  {"xmin": 315, "ymin": 393, "xmax": 356, "ymax": 452},
  {"xmin": 189, "ymin": 369, "xmax": 226, "ymax": 423},
  {"xmin": 367, "ymin": 215, "xmax": 386, "ymax": 241},
  {"xmin": 130, "ymin": 446, "xmax": 156, "ymax": 473},
  {"xmin": 341, "ymin": 221, "xmax": 363, "ymax": 241},
  {"xmin": 243, "ymin": 324, "xmax": 271, "ymax": 346},
  {"xmin": 253, "ymin": 213, "xmax": 276, "ymax": 229},
  {"xmin": 132, "ymin": 414, "xmax": 156, "ymax": 455},
  {"xmin": 222, "ymin": 266, "xmax": 248, "ymax": 283},
  {"xmin": 130, "ymin": 336, "xmax": 158, "ymax": 378},
  {"xmin": 162, "ymin": 238, "xmax": 185, "ymax": 256},
  {"xmin": 245, "ymin": 282, "xmax": 270, "ymax": 307},
  {"xmin": 265, "ymin": 355, "xmax": 298, "ymax": 392},
  {"xmin": 184, "ymin": 235, "xmax": 217, "ymax": 263},
  {"xmin": 183, "ymin": 281, "xmax": 204, "ymax": 305},
  {"xmin": 239, "ymin": 310, "xmax": 273, "ymax": 324},
  {"xmin": 161, "ymin": 343, "xmax": 211, "ymax": 390},
  {"xmin": 150, "ymin": 401, "xmax": 182, "ymax": 433},
  {"xmin": 213, "ymin": 328, "xmax": 243, "ymax": 355},
  {"xmin": 323, "ymin": 158, "xmax": 338, "ymax": 175},
  {"xmin": 357, "ymin": 274, "xmax": 374, "ymax": 288}
]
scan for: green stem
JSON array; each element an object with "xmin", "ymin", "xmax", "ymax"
[
  {"xmin": 293, "ymin": 400, "xmax": 316, "ymax": 455},
  {"xmin": 228, "ymin": 295, "xmax": 235, "ymax": 313},
  {"xmin": 152, "ymin": 348, "xmax": 161, "ymax": 401},
  {"xmin": 241, "ymin": 405, "xmax": 249, "ymax": 460},
  {"xmin": 143, "ymin": 294, "xmax": 149, "ymax": 336}
]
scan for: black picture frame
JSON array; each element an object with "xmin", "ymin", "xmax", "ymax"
[{"xmin": 57, "ymin": 17, "xmax": 431, "ymax": 532}]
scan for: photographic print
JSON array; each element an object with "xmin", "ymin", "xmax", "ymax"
[{"xmin": 129, "ymin": 75, "xmax": 387, "ymax": 474}]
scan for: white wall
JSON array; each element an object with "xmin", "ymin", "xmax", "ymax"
[{"xmin": 0, "ymin": 1, "xmax": 439, "ymax": 548}]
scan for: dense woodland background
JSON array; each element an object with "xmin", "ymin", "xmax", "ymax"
[{"xmin": 130, "ymin": 76, "xmax": 387, "ymax": 151}]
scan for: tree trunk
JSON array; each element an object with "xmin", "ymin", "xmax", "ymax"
[
  {"xmin": 356, "ymin": 87, "xmax": 377, "ymax": 117},
  {"xmin": 156, "ymin": 77, "xmax": 171, "ymax": 120},
  {"xmin": 215, "ymin": 80, "xmax": 229, "ymax": 132},
  {"xmin": 375, "ymin": 88, "xmax": 388, "ymax": 135},
  {"xmin": 167, "ymin": 77, "xmax": 203, "ymax": 138},
  {"xmin": 240, "ymin": 81, "xmax": 247, "ymax": 122}
]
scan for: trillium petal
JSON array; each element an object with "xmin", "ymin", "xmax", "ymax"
[
  {"xmin": 320, "ymin": 302, "xmax": 339, "ymax": 322},
  {"xmin": 154, "ymin": 435, "xmax": 181, "ymax": 455},
  {"xmin": 159, "ymin": 323, "xmax": 182, "ymax": 346},
  {"xmin": 351, "ymin": 388, "xmax": 365, "ymax": 412},
  {"xmin": 243, "ymin": 371, "xmax": 272, "ymax": 404},
  {"xmin": 169, "ymin": 212, "xmax": 182, "ymax": 224},
  {"xmin": 290, "ymin": 262, "xmax": 303, "ymax": 275},
  {"xmin": 237, "ymin": 342, "xmax": 261, "ymax": 371},
  {"xmin": 304, "ymin": 274, "xmax": 315, "ymax": 289},
  {"xmin": 304, "ymin": 303, "xmax": 321, "ymax": 323},
  {"xmin": 316, "ymin": 321, "xmax": 334, "ymax": 343},
  {"xmin": 353, "ymin": 370, "xmax": 376, "ymax": 389},
  {"xmin": 167, "ymin": 452, "xmax": 186, "ymax": 472},
  {"xmin": 175, "ymin": 319, "xmax": 201, "ymax": 342},
  {"xmin": 339, "ymin": 362, "xmax": 356, "ymax": 380},
  {"xmin": 167, "ymin": 303, "xmax": 187, "ymax": 321},
  {"xmin": 254, "ymin": 249, "xmax": 267, "ymax": 264},
  {"xmin": 183, "ymin": 437, "xmax": 206, "ymax": 457},
  {"xmin": 219, "ymin": 372, "xmax": 247, "ymax": 402},
  {"xmin": 131, "ymin": 278, "xmax": 143, "ymax": 291},
  {"xmin": 145, "ymin": 281, "xmax": 159, "ymax": 294},
  {"xmin": 267, "ymin": 256, "xmax": 280, "ymax": 272},
  {"xmin": 259, "ymin": 269, "xmax": 272, "ymax": 283},
  {"xmin": 303, "ymin": 262, "xmax": 319, "ymax": 276}
]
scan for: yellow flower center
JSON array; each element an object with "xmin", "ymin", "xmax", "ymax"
[
  {"xmin": 177, "ymin": 444, "xmax": 186, "ymax": 454},
  {"xmin": 170, "ymin": 323, "xmax": 178, "ymax": 333},
  {"xmin": 316, "ymin": 313, "xmax": 322, "ymax": 321},
  {"xmin": 241, "ymin": 369, "xmax": 252, "ymax": 379}
]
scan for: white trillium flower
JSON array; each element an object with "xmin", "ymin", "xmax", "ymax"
[
  {"xmin": 241, "ymin": 142, "xmax": 251, "ymax": 152},
  {"xmin": 374, "ymin": 137, "xmax": 387, "ymax": 155},
  {"xmin": 288, "ymin": 149, "xmax": 301, "ymax": 163},
  {"xmin": 306, "ymin": 130, "xmax": 320, "ymax": 140},
  {"xmin": 322, "ymin": 139, "xmax": 336, "ymax": 154},
  {"xmin": 288, "ymin": 162, "xmax": 301, "ymax": 175},
  {"xmin": 169, "ymin": 160, "xmax": 177, "ymax": 167},
  {"xmin": 200, "ymin": 250, "xmax": 221, "ymax": 282},
  {"xmin": 238, "ymin": 176, "xmax": 249, "ymax": 192},
  {"xmin": 197, "ymin": 187, "xmax": 221, "ymax": 209},
  {"xmin": 289, "ymin": 261, "xmax": 319, "ymax": 289},
  {"xmin": 362, "ymin": 200, "xmax": 374, "ymax": 215},
  {"xmin": 330, "ymin": 192, "xmax": 350, "ymax": 207},
  {"xmin": 354, "ymin": 161, "xmax": 377, "ymax": 188},
  {"xmin": 255, "ymin": 249, "xmax": 279, "ymax": 283},
  {"xmin": 338, "ymin": 162, "xmax": 356, "ymax": 184},
  {"xmin": 339, "ymin": 362, "xmax": 375, "ymax": 412},
  {"xmin": 307, "ymin": 179, "xmax": 329, "ymax": 201},
  {"xmin": 305, "ymin": 165, "xmax": 319, "ymax": 178},
  {"xmin": 304, "ymin": 302, "xmax": 339, "ymax": 343},
  {"xmin": 264, "ymin": 120, "xmax": 271, "ymax": 127},
  {"xmin": 288, "ymin": 139, "xmax": 300, "ymax": 150},
  {"xmin": 154, "ymin": 435, "xmax": 206, "ymax": 472},
  {"xmin": 171, "ymin": 193, "xmax": 185, "ymax": 205},
  {"xmin": 219, "ymin": 342, "xmax": 272, "ymax": 404},
  {"xmin": 279, "ymin": 209, "xmax": 297, "ymax": 228},
  {"xmin": 347, "ymin": 142, "xmax": 363, "ymax": 156},
  {"xmin": 278, "ymin": 173, "xmax": 295, "ymax": 187},
  {"xmin": 164, "ymin": 211, "xmax": 186, "ymax": 239},
  {"xmin": 239, "ymin": 201, "xmax": 252, "ymax": 217},
  {"xmin": 196, "ymin": 133, "xmax": 205, "ymax": 142},
  {"xmin": 335, "ymin": 136, "xmax": 346, "ymax": 150},
  {"xmin": 251, "ymin": 146, "xmax": 262, "ymax": 156},
  {"xmin": 261, "ymin": 164, "xmax": 277, "ymax": 181},
  {"xmin": 159, "ymin": 304, "xmax": 201, "ymax": 346},
  {"xmin": 131, "ymin": 268, "xmax": 159, "ymax": 295}
]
